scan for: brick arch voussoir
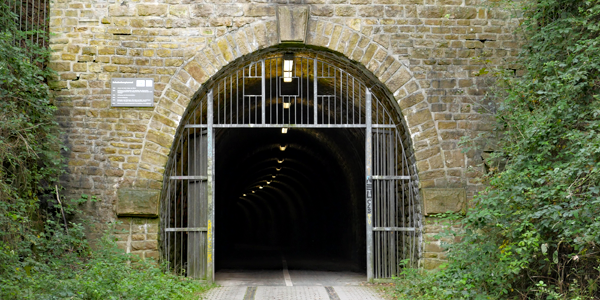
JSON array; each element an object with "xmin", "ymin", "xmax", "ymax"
[
  {"xmin": 138, "ymin": 18, "xmax": 447, "ymax": 187},
  {"xmin": 306, "ymin": 19, "xmax": 445, "ymax": 184},
  {"xmin": 136, "ymin": 20, "xmax": 279, "ymax": 183}
]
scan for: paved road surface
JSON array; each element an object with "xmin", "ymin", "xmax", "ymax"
[{"xmin": 202, "ymin": 269, "xmax": 386, "ymax": 300}]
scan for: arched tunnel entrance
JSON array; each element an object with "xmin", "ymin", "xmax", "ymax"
[
  {"xmin": 160, "ymin": 49, "xmax": 422, "ymax": 282},
  {"xmin": 215, "ymin": 128, "xmax": 366, "ymax": 273}
]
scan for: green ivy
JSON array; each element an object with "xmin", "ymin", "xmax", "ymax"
[{"xmin": 393, "ymin": 0, "xmax": 600, "ymax": 298}]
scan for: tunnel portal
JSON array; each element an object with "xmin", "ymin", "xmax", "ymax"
[
  {"xmin": 215, "ymin": 128, "xmax": 366, "ymax": 272},
  {"xmin": 160, "ymin": 49, "xmax": 421, "ymax": 282}
]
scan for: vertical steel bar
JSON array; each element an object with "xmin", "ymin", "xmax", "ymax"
[
  {"xmin": 261, "ymin": 59, "xmax": 266, "ymax": 124},
  {"xmin": 236, "ymin": 72, "xmax": 239, "ymax": 124},
  {"xmin": 243, "ymin": 69, "xmax": 246, "ymax": 124},
  {"xmin": 300, "ymin": 58, "xmax": 304, "ymax": 124},
  {"xmin": 25, "ymin": 0, "xmax": 29, "ymax": 35},
  {"xmin": 206, "ymin": 90, "xmax": 215, "ymax": 282},
  {"xmin": 313, "ymin": 58, "xmax": 318, "ymax": 124},
  {"xmin": 43, "ymin": 0, "xmax": 47, "ymax": 48},
  {"xmin": 352, "ymin": 79, "xmax": 355, "ymax": 124},
  {"xmin": 365, "ymin": 89, "xmax": 373, "ymax": 281},
  {"xmin": 166, "ymin": 170, "xmax": 171, "ymax": 271},
  {"xmin": 271, "ymin": 58, "xmax": 275, "ymax": 124}
]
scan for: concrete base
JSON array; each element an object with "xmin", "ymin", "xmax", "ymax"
[
  {"xmin": 202, "ymin": 286, "xmax": 385, "ymax": 300},
  {"xmin": 216, "ymin": 270, "xmax": 366, "ymax": 287},
  {"xmin": 206, "ymin": 270, "xmax": 385, "ymax": 300}
]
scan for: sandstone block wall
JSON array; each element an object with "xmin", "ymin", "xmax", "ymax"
[
  {"xmin": 114, "ymin": 218, "xmax": 160, "ymax": 260},
  {"xmin": 49, "ymin": 0, "xmax": 520, "ymax": 269}
]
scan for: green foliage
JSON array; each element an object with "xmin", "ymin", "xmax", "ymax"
[
  {"xmin": 0, "ymin": 0, "xmax": 63, "ymax": 243},
  {"xmin": 0, "ymin": 2, "xmax": 211, "ymax": 299},
  {"xmin": 1, "ymin": 220, "xmax": 212, "ymax": 300},
  {"xmin": 393, "ymin": 0, "xmax": 600, "ymax": 298}
]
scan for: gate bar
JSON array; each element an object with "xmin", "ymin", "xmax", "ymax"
[
  {"xmin": 165, "ymin": 227, "xmax": 208, "ymax": 232},
  {"xmin": 365, "ymin": 89, "xmax": 373, "ymax": 282},
  {"xmin": 261, "ymin": 60, "xmax": 266, "ymax": 124},
  {"xmin": 372, "ymin": 175, "xmax": 410, "ymax": 180},
  {"xmin": 207, "ymin": 90, "xmax": 215, "ymax": 281},
  {"xmin": 313, "ymin": 58, "xmax": 318, "ymax": 125},
  {"xmin": 169, "ymin": 176, "xmax": 208, "ymax": 180},
  {"xmin": 184, "ymin": 124, "xmax": 397, "ymax": 129},
  {"xmin": 373, "ymin": 227, "xmax": 416, "ymax": 232}
]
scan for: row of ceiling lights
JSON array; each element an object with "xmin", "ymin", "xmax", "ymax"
[
  {"xmin": 241, "ymin": 142, "xmax": 288, "ymax": 198},
  {"xmin": 242, "ymin": 53, "xmax": 295, "ymax": 198}
]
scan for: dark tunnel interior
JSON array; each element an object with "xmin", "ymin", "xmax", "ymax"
[{"xmin": 215, "ymin": 127, "xmax": 366, "ymax": 272}]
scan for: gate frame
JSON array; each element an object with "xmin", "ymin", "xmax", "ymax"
[{"xmin": 160, "ymin": 51, "xmax": 422, "ymax": 282}]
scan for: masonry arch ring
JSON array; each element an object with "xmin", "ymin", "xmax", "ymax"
[{"xmin": 159, "ymin": 46, "xmax": 423, "ymax": 281}]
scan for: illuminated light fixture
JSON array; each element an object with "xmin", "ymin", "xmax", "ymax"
[
  {"xmin": 259, "ymin": 186, "xmax": 263, "ymax": 189},
  {"xmin": 277, "ymin": 159, "xmax": 284, "ymax": 164},
  {"xmin": 281, "ymin": 127, "xmax": 288, "ymax": 134},
  {"xmin": 276, "ymin": 168, "xmax": 281, "ymax": 171},
  {"xmin": 272, "ymin": 175, "xmax": 276, "ymax": 178},
  {"xmin": 279, "ymin": 145, "xmax": 287, "ymax": 151},
  {"xmin": 283, "ymin": 53, "xmax": 294, "ymax": 83},
  {"xmin": 251, "ymin": 190, "xmax": 255, "ymax": 193},
  {"xmin": 243, "ymin": 194, "xmax": 246, "ymax": 196},
  {"xmin": 283, "ymin": 102, "xmax": 291, "ymax": 109},
  {"xmin": 267, "ymin": 181, "xmax": 271, "ymax": 185}
]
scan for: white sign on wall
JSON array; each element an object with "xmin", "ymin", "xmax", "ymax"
[{"xmin": 111, "ymin": 78, "xmax": 154, "ymax": 107}]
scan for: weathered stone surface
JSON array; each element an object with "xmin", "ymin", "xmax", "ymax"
[
  {"xmin": 422, "ymin": 188, "xmax": 466, "ymax": 215},
  {"xmin": 277, "ymin": 6, "xmax": 309, "ymax": 43},
  {"xmin": 138, "ymin": 4, "xmax": 168, "ymax": 17},
  {"xmin": 108, "ymin": 4, "xmax": 136, "ymax": 16},
  {"xmin": 49, "ymin": 0, "xmax": 521, "ymax": 271},
  {"xmin": 244, "ymin": 4, "xmax": 275, "ymax": 17},
  {"xmin": 116, "ymin": 189, "xmax": 160, "ymax": 217}
]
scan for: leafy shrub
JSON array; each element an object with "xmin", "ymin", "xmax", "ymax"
[
  {"xmin": 1, "ymin": 220, "xmax": 211, "ymax": 300},
  {"xmin": 393, "ymin": 0, "xmax": 600, "ymax": 298},
  {"xmin": 0, "ymin": 2, "xmax": 211, "ymax": 299}
]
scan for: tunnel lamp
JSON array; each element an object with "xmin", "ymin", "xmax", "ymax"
[
  {"xmin": 251, "ymin": 190, "xmax": 255, "ymax": 193},
  {"xmin": 279, "ymin": 145, "xmax": 287, "ymax": 151},
  {"xmin": 243, "ymin": 194, "xmax": 246, "ymax": 196},
  {"xmin": 277, "ymin": 159, "xmax": 284, "ymax": 163},
  {"xmin": 259, "ymin": 186, "xmax": 263, "ymax": 189},
  {"xmin": 283, "ymin": 53, "xmax": 294, "ymax": 83},
  {"xmin": 276, "ymin": 168, "xmax": 281, "ymax": 171},
  {"xmin": 267, "ymin": 181, "xmax": 271, "ymax": 185},
  {"xmin": 272, "ymin": 175, "xmax": 276, "ymax": 178},
  {"xmin": 281, "ymin": 127, "xmax": 288, "ymax": 134}
]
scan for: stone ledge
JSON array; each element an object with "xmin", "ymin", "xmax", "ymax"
[
  {"xmin": 422, "ymin": 188, "xmax": 466, "ymax": 215},
  {"xmin": 116, "ymin": 188, "xmax": 160, "ymax": 217}
]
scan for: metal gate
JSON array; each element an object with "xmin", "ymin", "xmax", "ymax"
[{"xmin": 160, "ymin": 51, "xmax": 422, "ymax": 281}]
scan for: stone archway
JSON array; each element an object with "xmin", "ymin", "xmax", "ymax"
[
  {"xmin": 46, "ymin": 0, "xmax": 521, "ymax": 274},
  {"xmin": 159, "ymin": 46, "xmax": 423, "ymax": 281},
  {"xmin": 135, "ymin": 7, "xmax": 440, "ymax": 187}
]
